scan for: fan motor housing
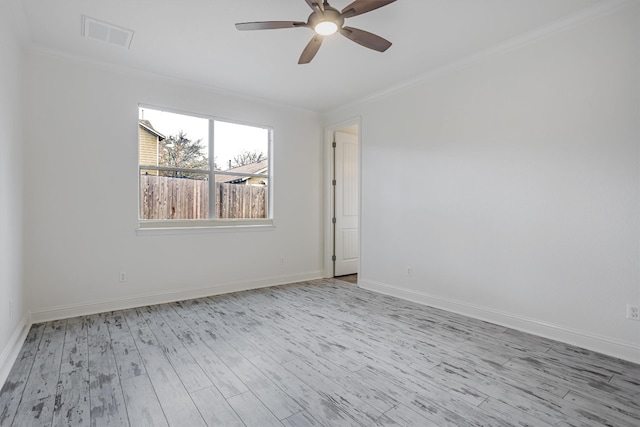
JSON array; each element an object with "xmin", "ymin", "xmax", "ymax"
[{"xmin": 308, "ymin": 6, "xmax": 344, "ymax": 31}]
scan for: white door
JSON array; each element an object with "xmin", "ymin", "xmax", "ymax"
[{"xmin": 334, "ymin": 131, "xmax": 358, "ymax": 276}]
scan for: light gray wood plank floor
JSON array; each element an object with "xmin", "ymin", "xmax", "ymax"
[{"xmin": 1, "ymin": 279, "xmax": 639, "ymax": 426}]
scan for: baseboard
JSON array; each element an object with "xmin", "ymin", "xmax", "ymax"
[
  {"xmin": 0, "ymin": 313, "xmax": 31, "ymax": 388},
  {"xmin": 30, "ymin": 271, "xmax": 324, "ymax": 324},
  {"xmin": 359, "ymin": 278, "xmax": 640, "ymax": 364}
]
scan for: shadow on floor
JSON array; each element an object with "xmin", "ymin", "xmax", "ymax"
[{"xmin": 335, "ymin": 274, "xmax": 357, "ymax": 285}]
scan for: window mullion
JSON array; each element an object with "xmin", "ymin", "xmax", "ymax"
[
  {"xmin": 139, "ymin": 165, "xmax": 210, "ymax": 174},
  {"xmin": 208, "ymin": 119, "xmax": 216, "ymax": 219},
  {"xmin": 214, "ymin": 171, "xmax": 269, "ymax": 179}
]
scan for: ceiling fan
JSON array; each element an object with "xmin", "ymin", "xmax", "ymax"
[{"xmin": 235, "ymin": 0, "xmax": 396, "ymax": 64}]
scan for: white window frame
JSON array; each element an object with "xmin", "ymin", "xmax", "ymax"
[{"xmin": 137, "ymin": 104, "xmax": 274, "ymax": 234}]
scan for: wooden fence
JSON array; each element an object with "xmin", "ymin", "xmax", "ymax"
[{"xmin": 140, "ymin": 175, "xmax": 267, "ymax": 219}]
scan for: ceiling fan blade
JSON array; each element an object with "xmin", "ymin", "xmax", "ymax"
[
  {"xmin": 298, "ymin": 34, "xmax": 323, "ymax": 64},
  {"xmin": 341, "ymin": 0, "xmax": 396, "ymax": 18},
  {"xmin": 235, "ymin": 21, "xmax": 307, "ymax": 31},
  {"xmin": 304, "ymin": 0, "xmax": 324, "ymax": 12},
  {"xmin": 339, "ymin": 26, "xmax": 392, "ymax": 52}
]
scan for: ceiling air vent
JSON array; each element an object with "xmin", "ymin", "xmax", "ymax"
[{"xmin": 81, "ymin": 16, "xmax": 134, "ymax": 49}]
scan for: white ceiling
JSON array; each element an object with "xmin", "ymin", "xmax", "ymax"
[{"xmin": 20, "ymin": 0, "xmax": 609, "ymax": 112}]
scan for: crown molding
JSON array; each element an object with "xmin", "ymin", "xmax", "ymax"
[
  {"xmin": 326, "ymin": 0, "xmax": 637, "ymax": 116},
  {"xmin": 25, "ymin": 44, "xmax": 321, "ymax": 118}
]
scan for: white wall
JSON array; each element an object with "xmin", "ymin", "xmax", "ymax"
[
  {"xmin": 23, "ymin": 51, "xmax": 325, "ymax": 320},
  {"xmin": 326, "ymin": 4, "xmax": 640, "ymax": 362},
  {"xmin": 0, "ymin": 1, "xmax": 27, "ymax": 382}
]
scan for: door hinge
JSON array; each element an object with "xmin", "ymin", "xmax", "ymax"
[
  {"xmin": 332, "ymin": 217, "xmax": 336, "ymax": 224},
  {"xmin": 332, "ymin": 141, "xmax": 337, "ymax": 148},
  {"xmin": 332, "ymin": 255, "xmax": 336, "ymax": 262},
  {"xmin": 332, "ymin": 179, "xmax": 336, "ymax": 186}
]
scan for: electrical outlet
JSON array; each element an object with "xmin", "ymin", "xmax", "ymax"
[
  {"xmin": 627, "ymin": 304, "xmax": 640, "ymax": 321},
  {"xmin": 119, "ymin": 271, "xmax": 127, "ymax": 282},
  {"xmin": 406, "ymin": 266, "xmax": 413, "ymax": 277},
  {"xmin": 280, "ymin": 256, "xmax": 285, "ymax": 265}
]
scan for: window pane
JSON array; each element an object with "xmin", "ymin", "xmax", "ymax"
[
  {"xmin": 215, "ymin": 181, "xmax": 268, "ymax": 219},
  {"xmin": 213, "ymin": 120, "xmax": 270, "ymax": 219},
  {"xmin": 214, "ymin": 120, "xmax": 268, "ymax": 172},
  {"xmin": 139, "ymin": 107, "xmax": 209, "ymax": 172},
  {"xmin": 140, "ymin": 173, "xmax": 209, "ymax": 220},
  {"xmin": 139, "ymin": 107, "xmax": 210, "ymax": 221}
]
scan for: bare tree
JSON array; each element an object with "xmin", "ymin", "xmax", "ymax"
[
  {"xmin": 231, "ymin": 150, "xmax": 266, "ymax": 168},
  {"xmin": 159, "ymin": 131, "xmax": 209, "ymax": 178}
]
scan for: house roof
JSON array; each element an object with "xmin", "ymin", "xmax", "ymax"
[
  {"xmin": 215, "ymin": 159, "xmax": 268, "ymax": 183},
  {"xmin": 139, "ymin": 119, "xmax": 165, "ymax": 140}
]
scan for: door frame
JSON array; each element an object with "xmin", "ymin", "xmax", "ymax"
[{"xmin": 323, "ymin": 117, "xmax": 362, "ymax": 279}]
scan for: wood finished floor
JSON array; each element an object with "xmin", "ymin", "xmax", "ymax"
[
  {"xmin": 335, "ymin": 274, "xmax": 357, "ymax": 285},
  {"xmin": 1, "ymin": 279, "xmax": 639, "ymax": 427}
]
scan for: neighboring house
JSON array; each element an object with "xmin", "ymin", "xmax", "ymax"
[
  {"xmin": 215, "ymin": 159, "xmax": 268, "ymax": 186},
  {"xmin": 138, "ymin": 119, "xmax": 165, "ymax": 175}
]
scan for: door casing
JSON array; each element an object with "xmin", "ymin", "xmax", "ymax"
[{"xmin": 323, "ymin": 117, "xmax": 361, "ymax": 279}]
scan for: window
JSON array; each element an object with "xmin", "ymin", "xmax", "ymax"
[{"xmin": 138, "ymin": 106, "xmax": 271, "ymax": 228}]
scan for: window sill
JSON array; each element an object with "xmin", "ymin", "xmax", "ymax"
[{"xmin": 136, "ymin": 219, "xmax": 275, "ymax": 236}]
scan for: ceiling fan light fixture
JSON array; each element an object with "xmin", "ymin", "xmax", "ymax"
[
  {"xmin": 315, "ymin": 20, "xmax": 338, "ymax": 35},
  {"xmin": 235, "ymin": 0, "xmax": 397, "ymax": 63}
]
